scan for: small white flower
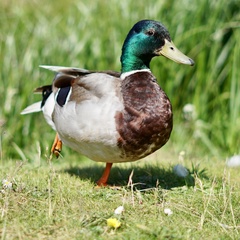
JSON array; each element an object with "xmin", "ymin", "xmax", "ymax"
[
  {"xmin": 114, "ymin": 206, "xmax": 124, "ymax": 215},
  {"xmin": 178, "ymin": 151, "xmax": 186, "ymax": 161},
  {"xmin": 2, "ymin": 179, "xmax": 13, "ymax": 189},
  {"xmin": 226, "ymin": 155, "xmax": 240, "ymax": 168},
  {"xmin": 173, "ymin": 164, "xmax": 189, "ymax": 178},
  {"xmin": 164, "ymin": 208, "xmax": 173, "ymax": 216},
  {"xmin": 182, "ymin": 103, "xmax": 196, "ymax": 121}
]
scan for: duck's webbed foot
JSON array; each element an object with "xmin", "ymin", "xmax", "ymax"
[{"xmin": 51, "ymin": 133, "xmax": 62, "ymax": 158}]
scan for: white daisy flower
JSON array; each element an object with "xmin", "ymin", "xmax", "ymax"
[
  {"xmin": 114, "ymin": 206, "xmax": 124, "ymax": 215},
  {"xmin": 182, "ymin": 103, "xmax": 196, "ymax": 121},
  {"xmin": 164, "ymin": 208, "xmax": 173, "ymax": 216},
  {"xmin": 2, "ymin": 179, "xmax": 13, "ymax": 189}
]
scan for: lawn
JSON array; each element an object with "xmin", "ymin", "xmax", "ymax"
[
  {"xmin": 1, "ymin": 0, "xmax": 240, "ymax": 239},
  {"xmin": 1, "ymin": 150, "xmax": 240, "ymax": 239}
]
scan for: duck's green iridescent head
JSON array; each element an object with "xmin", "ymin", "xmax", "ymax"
[{"xmin": 121, "ymin": 20, "xmax": 194, "ymax": 73}]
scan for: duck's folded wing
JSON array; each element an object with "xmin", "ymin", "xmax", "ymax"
[
  {"xmin": 40, "ymin": 65, "xmax": 120, "ymax": 78},
  {"xmin": 53, "ymin": 72, "xmax": 121, "ymax": 103},
  {"xmin": 40, "ymin": 65, "xmax": 91, "ymax": 76}
]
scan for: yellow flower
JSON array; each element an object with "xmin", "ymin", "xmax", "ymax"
[{"xmin": 107, "ymin": 218, "xmax": 121, "ymax": 229}]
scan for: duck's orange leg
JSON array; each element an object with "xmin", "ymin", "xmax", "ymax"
[
  {"xmin": 97, "ymin": 163, "xmax": 113, "ymax": 186},
  {"xmin": 51, "ymin": 133, "xmax": 62, "ymax": 158}
]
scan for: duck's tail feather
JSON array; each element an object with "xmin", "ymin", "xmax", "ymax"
[{"xmin": 21, "ymin": 101, "xmax": 42, "ymax": 115}]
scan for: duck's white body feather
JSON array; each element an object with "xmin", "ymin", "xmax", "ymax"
[{"xmin": 41, "ymin": 71, "xmax": 126, "ymax": 162}]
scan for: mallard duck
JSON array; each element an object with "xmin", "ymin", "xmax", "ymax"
[{"xmin": 21, "ymin": 20, "xmax": 194, "ymax": 186}]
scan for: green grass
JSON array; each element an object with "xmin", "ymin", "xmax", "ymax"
[
  {"xmin": 1, "ymin": 0, "xmax": 240, "ymax": 157},
  {"xmin": 1, "ymin": 152, "xmax": 240, "ymax": 239},
  {"xmin": 1, "ymin": 0, "xmax": 240, "ymax": 239}
]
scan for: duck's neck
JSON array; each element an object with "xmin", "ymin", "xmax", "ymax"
[{"xmin": 120, "ymin": 49, "xmax": 152, "ymax": 73}]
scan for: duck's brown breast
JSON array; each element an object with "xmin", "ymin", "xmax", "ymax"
[{"xmin": 115, "ymin": 71, "xmax": 173, "ymax": 160}]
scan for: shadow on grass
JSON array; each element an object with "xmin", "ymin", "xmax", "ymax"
[{"xmin": 64, "ymin": 164, "xmax": 192, "ymax": 190}]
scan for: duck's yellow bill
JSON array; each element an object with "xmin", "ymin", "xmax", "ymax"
[{"xmin": 155, "ymin": 39, "xmax": 194, "ymax": 66}]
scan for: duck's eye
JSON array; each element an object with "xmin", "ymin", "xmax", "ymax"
[{"xmin": 146, "ymin": 29, "xmax": 155, "ymax": 36}]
